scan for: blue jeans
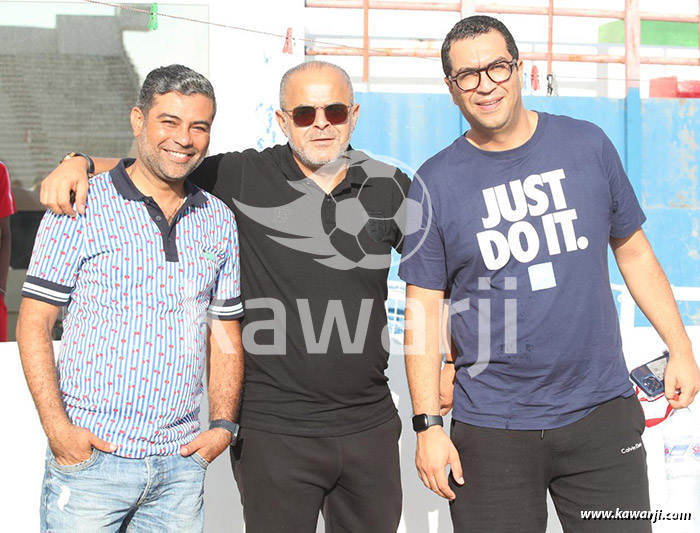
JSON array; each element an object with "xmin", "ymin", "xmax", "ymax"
[{"xmin": 40, "ymin": 448, "xmax": 208, "ymax": 532}]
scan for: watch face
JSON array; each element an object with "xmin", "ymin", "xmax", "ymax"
[
  {"xmin": 412, "ymin": 414, "xmax": 442, "ymax": 432},
  {"xmin": 412, "ymin": 414, "xmax": 428, "ymax": 432}
]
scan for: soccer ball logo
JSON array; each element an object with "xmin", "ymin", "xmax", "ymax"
[{"xmin": 233, "ymin": 149, "xmax": 431, "ymax": 270}]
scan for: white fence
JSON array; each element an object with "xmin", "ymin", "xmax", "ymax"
[{"xmin": 3, "ymin": 283, "xmax": 699, "ymax": 532}]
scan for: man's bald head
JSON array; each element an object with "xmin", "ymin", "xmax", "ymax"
[{"xmin": 279, "ymin": 61, "xmax": 354, "ymax": 110}]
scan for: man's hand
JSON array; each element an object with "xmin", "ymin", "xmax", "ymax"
[
  {"xmin": 40, "ymin": 157, "xmax": 90, "ymax": 217},
  {"xmin": 415, "ymin": 426, "xmax": 464, "ymax": 501},
  {"xmin": 180, "ymin": 428, "xmax": 231, "ymax": 463},
  {"xmin": 664, "ymin": 349, "xmax": 700, "ymax": 409},
  {"xmin": 49, "ymin": 422, "xmax": 116, "ymax": 465},
  {"xmin": 439, "ymin": 364, "xmax": 455, "ymax": 416},
  {"xmin": 611, "ymin": 229, "xmax": 699, "ymax": 409}
]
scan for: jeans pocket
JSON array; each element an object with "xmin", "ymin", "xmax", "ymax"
[
  {"xmin": 50, "ymin": 448, "xmax": 100, "ymax": 474},
  {"xmin": 191, "ymin": 451, "xmax": 210, "ymax": 469}
]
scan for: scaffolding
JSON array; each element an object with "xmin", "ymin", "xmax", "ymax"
[{"xmin": 305, "ymin": 0, "xmax": 700, "ymax": 92}]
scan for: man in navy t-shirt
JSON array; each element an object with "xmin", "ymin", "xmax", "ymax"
[{"xmin": 399, "ymin": 15, "xmax": 700, "ymax": 532}]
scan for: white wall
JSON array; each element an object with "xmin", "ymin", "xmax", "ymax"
[
  {"xmin": 4, "ymin": 284, "xmax": 699, "ymax": 532},
  {"xmin": 3, "ymin": 2, "xmax": 700, "ymax": 530},
  {"xmin": 8, "ymin": 0, "xmax": 700, "ymax": 151}
]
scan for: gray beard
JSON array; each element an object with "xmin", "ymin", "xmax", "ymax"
[{"xmin": 288, "ymin": 136, "xmax": 351, "ymax": 172}]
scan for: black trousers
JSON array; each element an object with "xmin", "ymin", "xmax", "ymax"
[
  {"xmin": 231, "ymin": 415, "xmax": 402, "ymax": 533},
  {"xmin": 449, "ymin": 395, "xmax": 651, "ymax": 532}
]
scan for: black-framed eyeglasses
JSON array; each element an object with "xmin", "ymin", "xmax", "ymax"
[
  {"xmin": 448, "ymin": 59, "xmax": 518, "ymax": 92},
  {"xmin": 281, "ymin": 103, "xmax": 351, "ymax": 127}
]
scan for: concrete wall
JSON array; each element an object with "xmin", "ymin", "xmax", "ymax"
[
  {"xmin": 351, "ymin": 94, "xmax": 700, "ymax": 327},
  {"xmin": 5, "ymin": 91, "xmax": 700, "ymax": 533},
  {"xmin": 5, "ymin": 313, "xmax": 700, "ymax": 532},
  {"xmin": 3, "ymin": 2, "xmax": 699, "ymax": 530}
]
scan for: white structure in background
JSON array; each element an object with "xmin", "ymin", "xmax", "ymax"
[
  {"xmin": 303, "ymin": 0, "xmax": 700, "ymax": 98},
  {"xmin": 5, "ymin": 283, "xmax": 698, "ymax": 532},
  {"xmin": 2, "ymin": 1, "xmax": 698, "ymax": 532}
]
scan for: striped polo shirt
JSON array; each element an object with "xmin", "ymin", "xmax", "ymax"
[{"xmin": 22, "ymin": 159, "xmax": 243, "ymax": 458}]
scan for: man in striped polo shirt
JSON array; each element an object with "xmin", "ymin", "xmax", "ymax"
[{"xmin": 17, "ymin": 65, "xmax": 244, "ymax": 532}]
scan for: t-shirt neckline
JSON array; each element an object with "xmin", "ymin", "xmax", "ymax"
[{"xmin": 459, "ymin": 111, "xmax": 548, "ymax": 159}]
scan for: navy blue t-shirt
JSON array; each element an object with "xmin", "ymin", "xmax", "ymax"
[{"xmin": 399, "ymin": 112, "xmax": 646, "ymax": 430}]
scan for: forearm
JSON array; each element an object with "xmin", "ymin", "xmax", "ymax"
[
  {"xmin": 0, "ymin": 218, "xmax": 11, "ymax": 292},
  {"xmin": 405, "ymin": 286, "xmax": 464, "ymax": 499},
  {"xmin": 16, "ymin": 299, "xmax": 69, "ymax": 439},
  {"xmin": 92, "ymin": 158, "xmax": 120, "ymax": 175},
  {"xmin": 62, "ymin": 156, "xmax": 118, "ymax": 176},
  {"xmin": 57, "ymin": 155, "xmax": 119, "ymax": 176},
  {"xmin": 207, "ymin": 319, "xmax": 244, "ymax": 422},
  {"xmin": 613, "ymin": 231, "xmax": 692, "ymax": 356},
  {"xmin": 624, "ymin": 263, "xmax": 691, "ymax": 354},
  {"xmin": 405, "ymin": 285, "xmax": 444, "ymax": 415}
]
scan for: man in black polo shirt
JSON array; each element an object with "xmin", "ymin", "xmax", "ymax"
[{"xmin": 41, "ymin": 61, "xmax": 409, "ymax": 532}]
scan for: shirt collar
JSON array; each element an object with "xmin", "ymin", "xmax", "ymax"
[
  {"xmin": 110, "ymin": 158, "xmax": 208, "ymax": 207},
  {"xmin": 280, "ymin": 144, "xmax": 367, "ymax": 194}
]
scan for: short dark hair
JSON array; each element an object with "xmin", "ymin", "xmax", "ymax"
[
  {"xmin": 441, "ymin": 15, "xmax": 519, "ymax": 77},
  {"xmin": 136, "ymin": 64, "xmax": 216, "ymax": 117}
]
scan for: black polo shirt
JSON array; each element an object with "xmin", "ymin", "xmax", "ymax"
[{"xmin": 192, "ymin": 144, "xmax": 409, "ymax": 436}]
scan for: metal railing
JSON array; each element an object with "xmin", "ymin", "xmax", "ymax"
[{"xmin": 305, "ymin": 0, "xmax": 700, "ymax": 91}]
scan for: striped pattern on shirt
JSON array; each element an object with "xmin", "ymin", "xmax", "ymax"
[{"xmin": 22, "ymin": 160, "xmax": 243, "ymax": 458}]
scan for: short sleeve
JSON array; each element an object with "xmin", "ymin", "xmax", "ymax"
[
  {"xmin": 22, "ymin": 211, "xmax": 85, "ymax": 306},
  {"xmin": 398, "ymin": 172, "xmax": 448, "ymax": 290},
  {"xmin": 603, "ymin": 135, "xmax": 646, "ymax": 238},
  {"xmin": 0, "ymin": 162, "xmax": 16, "ymax": 219},
  {"xmin": 207, "ymin": 212, "xmax": 244, "ymax": 320}
]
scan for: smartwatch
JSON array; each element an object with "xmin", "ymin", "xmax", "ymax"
[
  {"xmin": 412, "ymin": 414, "xmax": 443, "ymax": 432},
  {"xmin": 61, "ymin": 151, "xmax": 95, "ymax": 175},
  {"xmin": 209, "ymin": 419, "xmax": 240, "ymax": 446}
]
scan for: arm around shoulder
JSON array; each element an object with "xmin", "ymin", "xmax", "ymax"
[{"xmin": 40, "ymin": 155, "xmax": 119, "ymax": 216}]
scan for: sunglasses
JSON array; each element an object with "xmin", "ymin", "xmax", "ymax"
[{"xmin": 282, "ymin": 103, "xmax": 351, "ymax": 127}]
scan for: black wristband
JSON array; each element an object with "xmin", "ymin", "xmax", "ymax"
[
  {"xmin": 61, "ymin": 151, "xmax": 95, "ymax": 175},
  {"xmin": 209, "ymin": 419, "xmax": 240, "ymax": 446},
  {"xmin": 443, "ymin": 359, "xmax": 455, "ymax": 365},
  {"xmin": 412, "ymin": 414, "xmax": 443, "ymax": 432}
]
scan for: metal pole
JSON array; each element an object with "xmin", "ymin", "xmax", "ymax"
[
  {"xmin": 306, "ymin": 47, "xmax": 699, "ymax": 65},
  {"xmin": 547, "ymin": 0, "xmax": 554, "ymax": 75},
  {"xmin": 363, "ymin": 0, "xmax": 369, "ymax": 82},
  {"xmin": 624, "ymin": 0, "xmax": 642, "ymax": 193},
  {"xmin": 306, "ymin": 1, "xmax": 699, "ymax": 22},
  {"xmin": 625, "ymin": 0, "xmax": 641, "ymax": 92},
  {"xmin": 460, "ymin": 0, "xmax": 475, "ymax": 18},
  {"xmin": 307, "ymin": 0, "xmax": 462, "ymax": 10},
  {"xmin": 306, "ymin": 0, "xmax": 699, "ymax": 67}
]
